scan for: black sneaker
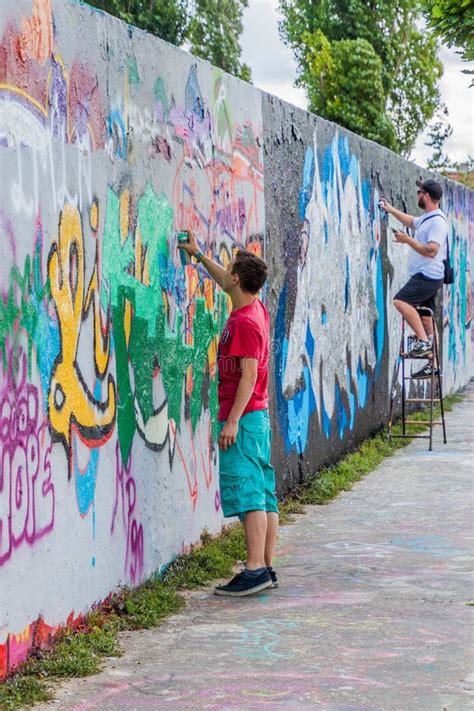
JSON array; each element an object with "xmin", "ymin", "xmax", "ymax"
[
  {"xmin": 411, "ymin": 363, "xmax": 440, "ymax": 379},
  {"xmin": 213, "ymin": 570, "xmax": 272, "ymax": 597},
  {"xmin": 267, "ymin": 567, "xmax": 279, "ymax": 589},
  {"xmin": 407, "ymin": 339, "xmax": 433, "ymax": 358},
  {"xmin": 241, "ymin": 562, "xmax": 278, "ymax": 587}
]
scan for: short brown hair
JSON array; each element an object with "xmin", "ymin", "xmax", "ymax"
[{"xmin": 231, "ymin": 250, "xmax": 268, "ymax": 294}]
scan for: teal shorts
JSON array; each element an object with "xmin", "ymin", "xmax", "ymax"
[{"xmin": 218, "ymin": 410, "xmax": 279, "ymax": 520}]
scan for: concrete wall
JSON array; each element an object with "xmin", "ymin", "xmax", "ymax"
[
  {"xmin": 0, "ymin": 0, "xmax": 472, "ymax": 676},
  {"xmin": 262, "ymin": 98, "xmax": 473, "ymax": 491}
]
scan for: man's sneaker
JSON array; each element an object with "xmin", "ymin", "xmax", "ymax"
[
  {"xmin": 213, "ymin": 570, "xmax": 272, "ymax": 597},
  {"xmin": 411, "ymin": 363, "xmax": 439, "ymax": 380},
  {"xmin": 267, "ymin": 567, "xmax": 279, "ymax": 589},
  {"xmin": 406, "ymin": 339, "xmax": 433, "ymax": 358}
]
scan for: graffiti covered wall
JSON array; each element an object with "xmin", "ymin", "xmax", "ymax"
[
  {"xmin": 0, "ymin": 0, "xmax": 264, "ymax": 675},
  {"xmin": 442, "ymin": 182, "xmax": 473, "ymax": 392},
  {"xmin": 263, "ymin": 97, "xmax": 472, "ymax": 489},
  {"xmin": 0, "ymin": 0, "xmax": 472, "ymax": 676}
]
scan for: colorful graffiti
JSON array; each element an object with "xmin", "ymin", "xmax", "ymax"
[
  {"xmin": 269, "ymin": 120, "xmax": 472, "ymax": 458},
  {"xmin": 0, "ymin": 0, "xmax": 471, "ymax": 682},
  {"xmin": 274, "ymin": 132, "xmax": 385, "ymax": 453},
  {"xmin": 442, "ymin": 183, "xmax": 473, "ymax": 391},
  {"xmin": 0, "ymin": 347, "xmax": 54, "ymax": 566},
  {"xmin": 1, "ymin": 0, "xmax": 265, "ymax": 678},
  {"xmin": 0, "ymin": 618, "xmax": 55, "ymax": 680},
  {"xmin": 48, "ymin": 203, "xmax": 116, "ymax": 468},
  {"xmin": 111, "ymin": 442, "xmax": 144, "ymax": 583}
]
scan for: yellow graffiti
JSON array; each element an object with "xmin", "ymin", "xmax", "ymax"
[
  {"xmin": 119, "ymin": 190, "xmax": 130, "ymax": 244},
  {"xmin": 90, "ymin": 198, "xmax": 99, "ymax": 232},
  {"xmin": 0, "ymin": 84, "xmax": 47, "ymax": 117},
  {"xmin": 48, "ymin": 205, "xmax": 115, "ymax": 463}
]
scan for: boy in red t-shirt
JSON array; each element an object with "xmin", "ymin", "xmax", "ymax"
[{"xmin": 179, "ymin": 233, "xmax": 279, "ymax": 597}]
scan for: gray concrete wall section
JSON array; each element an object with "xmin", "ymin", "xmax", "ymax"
[
  {"xmin": 263, "ymin": 93, "xmax": 473, "ymax": 488},
  {"xmin": 34, "ymin": 386, "xmax": 474, "ymax": 710},
  {"xmin": 0, "ymin": 0, "xmax": 472, "ymax": 677}
]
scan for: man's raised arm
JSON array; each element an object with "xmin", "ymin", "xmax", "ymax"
[{"xmin": 380, "ymin": 198, "xmax": 415, "ymax": 229}]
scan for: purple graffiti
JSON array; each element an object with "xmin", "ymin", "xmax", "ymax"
[
  {"xmin": 0, "ymin": 348, "xmax": 54, "ymax": 567},
  {"xmin": 49, "ymin": 55, "xmax": 68, "ymax": 141},
  {"xmin": 111, "ymin": 442, "xmax": 144, "ymax": 584}
]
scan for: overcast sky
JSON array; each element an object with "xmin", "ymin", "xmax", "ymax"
[{"xmin": 240, "ymin": 0, "xmax": 473, "ymax": 168}]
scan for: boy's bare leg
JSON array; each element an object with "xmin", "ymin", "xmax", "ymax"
[
  {"xmin": 243, "ymin": 510, "xmax": 267, "ymax": 570},
  {"xmin": 264, "ymin": 512, "xmax": 279, "ymax": 568}
]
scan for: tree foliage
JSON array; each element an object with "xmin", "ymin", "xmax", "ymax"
[
  {"xmin": 88, "ymin": 0, "xmax": 251, "ymax": 80},
  {"xmin": 422, "ymin": 0, "xmax": 474, "ymax": 61},
  {"xmin": 424, "ymin": 105, "xmax": 474, "ymax": 187},
  {"xmin": 188, "ymin": 0, "xmax": 251, "ymax": 81},
  {"xmin": 425, "ymin": 104, "xmax": 454, "ymax": 170},
  {"xmin": 301, "ymin": 31, "xmax": 397, "ymax": 149},
  {"xmin": 89, "ymin": 0, "xmax": 189, "ymax": 46},
  {"xmin": 279, "ymin": 0, "xmax": 443, "ymax": 156}
]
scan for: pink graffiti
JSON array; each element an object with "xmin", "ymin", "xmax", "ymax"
[
  {"xmin": 0, "ymin": 349, "xmax": 54, "ymax": 567},
  {"xmin": 111, "ymin": 443, "xmax": 144, "ymax": 584},
  {"xmin": 168, "ymin": 418, "xmax": 216, "ymax": 512}
]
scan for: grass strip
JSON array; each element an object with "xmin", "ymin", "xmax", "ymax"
[
  {"xmin": 285, "ymin": 392, "xmax": 462, "ymax": 508},
  {"xmin": 0, "ymin": 391, "xmax": 464, "ymax": 709}
]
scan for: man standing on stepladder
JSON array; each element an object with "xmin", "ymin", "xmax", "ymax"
[
  {"xmin": 380, "ymin": 179, "xmax": 447, "ymax": 380},
  {"xmin": 178, "ymin": 232, "xmax": 279, "ymax": 597}
]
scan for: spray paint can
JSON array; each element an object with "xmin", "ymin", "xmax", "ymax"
[
  {"xmin": 378, "ymin": 199, "xmax": 388, "ymax": 221},
  {"xmin": 177, "ymin": 231, "xmax": 191, "ymax": 266}
]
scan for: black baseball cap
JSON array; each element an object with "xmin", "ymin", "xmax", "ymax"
[{"xmin": 416, "ymin": 179, "xmax": 443, "ymax": 201}]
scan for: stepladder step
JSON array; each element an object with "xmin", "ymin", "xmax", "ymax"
[
  {"xmin": 403, "ymin": 375, "xmax": 442, "ymax": 380},
  {"xmin": 399, "ymin": 352, "xmax": 434, "ymax": 359},
  {"xmin": 388, "ymin": 313, "xmax": 447, "ymax": 449},
  {"xmin": 405, "ymin": 398, "xmax": 440, "ymax": 403},
  {"xmin": 404, "ymin": 420, "xmax": 444, "ymax": 425}
]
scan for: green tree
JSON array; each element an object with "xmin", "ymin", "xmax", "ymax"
[
  {"xmin": 279, "ymin": 0, "xmax": 443, "ymax": 156},
  {"xmin": 89, "ymin": 0, "xmax": 189, "ymax": 46},
  {"xmin": 188, "ymin": 0, "xmax": 251, "ymax": 80},
  {"xmin": 301, "ymin": 31, "xmax": 397, "ymax": 149},
  {"xmin": 425, "ymin": 104, "xmax": 454, "ymax": 170},
  {"xmin": 422, "ymin": 0, "xmax": 474, "ymax": 61},
  {"xmin": 87, "ymin": 0, "xmax": 251, "ymax": 80}
]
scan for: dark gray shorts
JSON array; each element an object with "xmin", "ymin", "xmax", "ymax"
[{"xmin": 394, "ymin": 273, "xmax": 443, "ymax": 314}]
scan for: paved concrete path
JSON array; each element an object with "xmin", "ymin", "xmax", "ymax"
[{"xmin": 38, "ymin": 387, "xmax": 474, "ymax": 711}]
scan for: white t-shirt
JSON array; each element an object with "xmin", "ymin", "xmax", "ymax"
[{"xmin": 408, "ymin": 208, "xmax": 447, "ymax": 280}]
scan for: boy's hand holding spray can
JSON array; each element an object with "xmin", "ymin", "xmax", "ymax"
[
  {"xmin": 177, "ymin": 230, "xmax": 203, "ymax": 267},
  {"xmin": 177, "ymin": 231, "xmax": 191, "ymax": 266}
]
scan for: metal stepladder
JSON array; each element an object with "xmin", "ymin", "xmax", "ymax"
[{"xmin": 388, "ymin": 306, "xmax": 447, "ymax": 451}]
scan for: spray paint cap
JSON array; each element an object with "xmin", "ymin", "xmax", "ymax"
[{"xmin": 177, "ymin": 230, "xmax": 190, "ymax": 244}]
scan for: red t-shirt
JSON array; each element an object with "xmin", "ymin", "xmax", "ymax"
[{"xmin": 217, "ymin": 298, "xmax": 269, "ymax": 422}]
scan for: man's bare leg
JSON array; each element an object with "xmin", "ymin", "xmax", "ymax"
[
  {"xmin": 421, "ymin": 315, "xmax": 438, "ymax": 367},
  {"xmin": 393, "ymin": 299, "xmax": 429, "ymax": 341},
  {"xmin": 243, "ymin": 510, "xmax": 267, "ymax": 570},
  {"xmin": 421, "ymin": 314, "xmax": 433, "ymax": 338},
  {"xmin": 264, "ymin": 512, "xmax": 279, "ymax": 569}
]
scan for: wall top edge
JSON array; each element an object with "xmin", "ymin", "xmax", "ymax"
[{"xmin": 13, "ymin": 0, "xmax": 472, "ymax": 196}]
